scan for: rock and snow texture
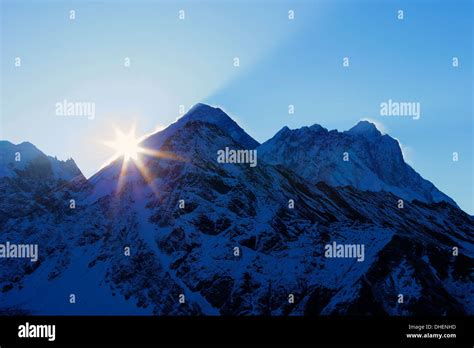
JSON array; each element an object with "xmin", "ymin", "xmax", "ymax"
[
  {"xmin": 0, "ymin": 104, "xmax": 472, "ymax": 315},
  {"xmin": 0, "ymin": 141, "xmax": 83, "ymax": 181},
  {"xmin": 259, "ymin": 121, "xmax": 456, "ymax": 206}
]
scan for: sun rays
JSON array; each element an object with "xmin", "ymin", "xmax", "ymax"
[
  {"xmin": 102, "ymin": 125, "xmax": 185, "ymax": 195},
  {"xmin": 103, "ymin": 126, "xmax": 142, "ymax": 163}
]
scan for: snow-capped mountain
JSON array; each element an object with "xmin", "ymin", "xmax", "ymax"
[
  {"xmin": 0, "ymin": 140, "xmax": 84, "ymax": 223},
  {"xmin": 0, "ymin": 104, "xmax": 472, "ymax": 316},
  {"xmin": 259, "ymin": 121, "xmax": 456, "ymax": 205},
  {"xmin": 142, "ymin": 103, "xmax": 259, "ymax": 150},
  {"xmin": 0, "ymin": 141, "xmax": 83, "ymax": 181}
]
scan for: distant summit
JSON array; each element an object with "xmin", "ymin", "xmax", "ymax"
[
  {"xmin": 180, "ymin": 103, "xmax": 228, "ymax": 123},
  {"xmin": 346, "ymin": 120, "xmax": 383, "ymax": 138},
  {"xmin": 0, "ymin": 140, "xmax": 83, "ymax": 181},
  {"xmin": 141, "ymin": 103, "xmax": 259, "ymax": 151},
  {"xmin": 259, "ymin": 121, "xmax": 456, "ymax": 206}
]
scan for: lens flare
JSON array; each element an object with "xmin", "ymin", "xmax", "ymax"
[{"xmin": 103, "ymin": 126, "xmax": 141, "ymax": 162}]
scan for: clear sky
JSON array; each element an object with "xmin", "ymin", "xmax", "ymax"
[{"xmin": 1, "ymin": 0, "xmax": 472, "ymax": 214}]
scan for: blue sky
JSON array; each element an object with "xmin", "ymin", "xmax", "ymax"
[{"xmin": 1, "ymin": 0, "xmax": 472, "ymax": 213}]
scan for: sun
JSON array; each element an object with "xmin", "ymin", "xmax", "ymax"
[
  {"xmin": 103, "ymin": 126, "xmax": 142, "ymax": 162},
  {"xmin": 100, "ymin": 123, "xmax": 186, "ymax": 195}
]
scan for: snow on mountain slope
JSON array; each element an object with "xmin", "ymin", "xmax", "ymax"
[
  {"xmin": 0, "ymin": 104, "xmax": 472, "ymax": 316},
  {"xmin": 0, "ymin": 140, "xmax": 85, "ymax": 226},
  {"xmin": 258, "ymin": 121, "xmax": 456, "ymax": 206},
  {"xmin": 142, "ymin": 103, "xmax": 259, "ymax": 150},
  {"xmin": 88, "ymin": 103, "xmax": 259, "ymax": 201}
]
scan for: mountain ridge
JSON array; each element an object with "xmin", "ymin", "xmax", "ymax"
[
  {"xmin": 258, "ymin": 117, "xmax": 456, "ymax": 207},
  {"xmin": 0, "ymin": 140, "xmax": 84, "ymax": 181},
  {"xmin": 0, "ymin": 104, "xmax": 461, "ymax": 210},
  {"xmin": 1, "ymin": 104, "xmax": 460, "ymax": 209},
  {"xmin": 0, "ymin": 103, "xmax": 472, "ymax": 316}
]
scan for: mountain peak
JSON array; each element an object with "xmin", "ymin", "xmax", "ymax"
[
  {"xmin": 274, "ymin": 126, "xmax": 290, "ymax": 138},
  {"xmin": 259, "ymin": 119, "xmax": 456, "ymax": 206},
  {"xmin": 309, "ymin": 123, "xmax": 327, "ymax": 132},
  {"xmin": 347, "ymin": 120, "xmax": 382, "ymax": 137},
  {"xmin": 140, "ymin": 103, "xmax": 259, "ymax": 152},
  {"xmin": 178, "ymin": 103, "xmax": 259, "ymax": 149},
  {"xmin": 180, "ymin": 103, "xmax": 229, "ymax": 124},
  {"xmin": 189, "ymin": 102, "xmax": 218, "ymax": 112}
]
